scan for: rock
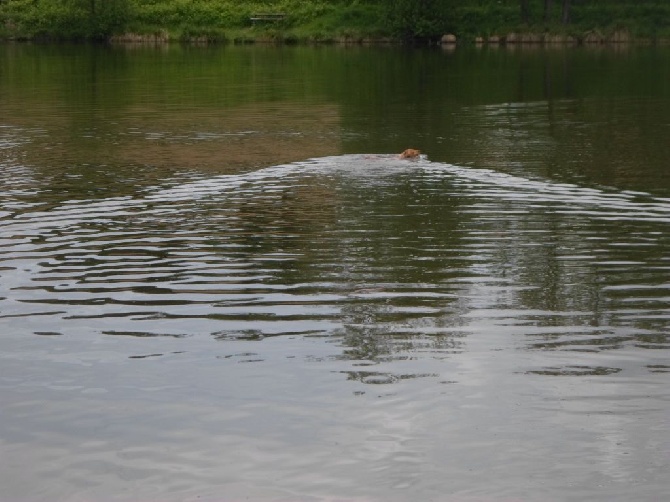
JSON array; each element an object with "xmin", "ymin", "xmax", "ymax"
[
  {"xmin": 583, "ymin": 31, "xmax": 604, "ymax": 44},
  {"xmin": 441, "ymin": 34, "xmax": 457, "ymax": 44},
  {"xmin": 609, "ymin": 30, "xmax": 630, "ymax": 43}
]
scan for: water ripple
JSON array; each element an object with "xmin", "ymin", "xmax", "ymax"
[{"xmin": 1, "ymin": 155, "xmax": 670, "ymax": 373}]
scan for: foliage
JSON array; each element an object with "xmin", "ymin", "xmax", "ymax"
[
  {"xmin": 570, "ymin": 1, "xmax": 670, "ymax": 37},
  {"xmin": 446, "ymin": 3, "xmax": 520, "ymax": 39},
  {"xmin": 1, "ymin": 0, "xmax": 670, "ymax": 42},
  {"xmin": 1, "ymin": 0, "xmax": 131, "ymax": 39},
  {"xmin": 385, "ymin": 0, "xmax": 449, "ymax": 41}
]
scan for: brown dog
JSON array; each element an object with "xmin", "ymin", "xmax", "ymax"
[{"xmin": 399, "ymin": 148, "xmax": 421, "ymax": 159}]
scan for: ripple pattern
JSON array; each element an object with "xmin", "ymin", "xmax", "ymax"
[{"xmin": 1, "ymin": 155, "xmax": 669, "ymax": 375}]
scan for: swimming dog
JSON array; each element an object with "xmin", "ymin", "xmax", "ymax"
[{"xmin": 399, "ymin": 148, "xmax": 421, "ymax": 159}]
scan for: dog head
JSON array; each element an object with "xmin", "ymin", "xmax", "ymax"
[{"xmin": 399, "ymin": 149, "xmax": 421, "ymax": 159}]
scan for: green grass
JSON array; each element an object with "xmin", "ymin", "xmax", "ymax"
[{"xmin": 1, "ymin": 0, "xmax": 670, "ymax": 42}]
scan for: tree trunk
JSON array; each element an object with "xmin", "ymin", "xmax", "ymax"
[
  {"xmin": 561, "ymin": 0, "xmax": 571, "ymax": 24},
  {"xmin": 520, "ymin": 0, "xmax": 531, "ymax": 24},
  {"xmin": 544, "ymin": 0, "xmax": 553, "ymax": 23}
]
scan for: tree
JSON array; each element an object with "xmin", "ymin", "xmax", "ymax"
[
  {"xmin": 561, "ymin": 0, "xmax": 571, "ymax": 24},
  {"xmin": 544, "ymin": 0, "xmax": 553, "ymax": 23},
  {"xmin": 387, "ymin": 0, "xmax": 448, "ymax": 41},
  {"xmin": 521, "ymin": 0, "xmax": 572, "ymax": 26},
  {"xmin": 13, "ymin": 0, "xmax": 130, "ymax": 39},
  {"xmin": 520, "ymin": 0, "xmax": 531, "ymax": 24}
]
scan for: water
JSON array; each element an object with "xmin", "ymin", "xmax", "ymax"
[{"xmin": 1, "ymin": 43, "xmax": 669, "ymax": 501}]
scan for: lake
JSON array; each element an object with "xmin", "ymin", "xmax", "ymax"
[{"xmin": 1, "ymin": 42, "xmax": 669, "ymax": 501}]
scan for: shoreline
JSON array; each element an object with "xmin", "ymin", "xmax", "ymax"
[
  {"xmin": 109, "ymin": 32, "xmax": 670, "ymax": 46},
  {"xmin": 14, "ymin": 30, "xmax": 664, "ymax": 47},
  {"xmin": 3, "ymin": 28, "xmax": 669, "ymax": 47},
  {"xmin": 3, "ymin": 1, "xmax": 670, "ymax": 46}
]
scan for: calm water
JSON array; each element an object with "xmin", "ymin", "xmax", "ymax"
[{"xmin": 1, "ymin": 43, "xmax": 669, "ymax": 501}]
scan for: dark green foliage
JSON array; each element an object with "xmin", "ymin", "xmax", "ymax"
[
  {"xmin": 571, "ymin": 1, "xmax": 670, "ymax": 37},
  {"xmin": 447, "ymin": 3, "xmax": 519, "ymax": 39},
  {"xmin": 385, "ymin": 0, "xmax": 449, "ymax": 40},
  {"xmin": 1, "ymin": 0, "xmax": 131, "ymax": 39},
  {"xmin": 1, "ymin": 0, "xmax": 670, "ymax": 41}
]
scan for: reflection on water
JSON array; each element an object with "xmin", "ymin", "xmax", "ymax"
[{"xmin": 1, "ymin": 44, "xmax": 669, "ymax": 501}]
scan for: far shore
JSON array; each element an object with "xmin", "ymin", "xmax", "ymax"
[{"xmin": 99, "ymin": 30, "xmax": 670, "ymax": 46}]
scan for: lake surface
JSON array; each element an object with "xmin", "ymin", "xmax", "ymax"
[{"xmin": 1, "ymin": 43, "xmax": 669, "ymax": 501}]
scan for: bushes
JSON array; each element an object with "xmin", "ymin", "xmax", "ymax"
[
  {"xmin": 1, "ymin": 0, "xmax": 670, "ymax": 42},
  {"xmin": 292, "ymin": 3, "xmax": 388, "ymax": 40},
  {"xmin": 448, "ymin": 4, "xmax": 519, "ymax": 39},
  {"xmin": 1, "ymin": 0, "xmax": 131, "ymax": 39},
  {"xmin": 385, "ymin": 0, "xmax": 449, "ymax": 40},
  {"xmin": 132, "ymin": 0, "xmax": 249, "ymax": 31},
  {"xmin": 572, "ymin": 2, "xmax": 670, "ymax": 37}
]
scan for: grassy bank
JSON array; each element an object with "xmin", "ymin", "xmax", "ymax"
[{"xmin": 1, "ymin": 0, "xmax": 669, "ymax": 43}]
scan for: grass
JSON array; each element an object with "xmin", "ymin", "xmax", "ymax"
[{"xmin": 1, "ymin": 0, "xmax": 669, "ymax": 42}]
